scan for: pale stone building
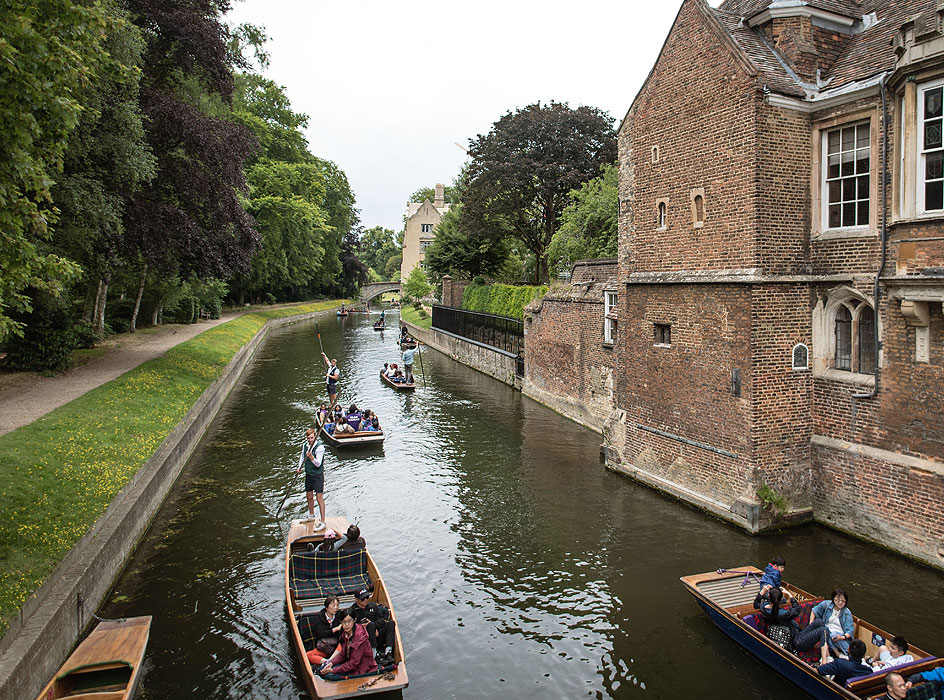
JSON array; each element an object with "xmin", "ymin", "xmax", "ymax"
[{"xmin": 401, "ymin": 183, "xmax": 449, "ymax": 281}]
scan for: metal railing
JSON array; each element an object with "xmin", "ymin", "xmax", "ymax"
[{"xmin": 431, "ymin": 305, "xmax": 524, "ymax": 358}]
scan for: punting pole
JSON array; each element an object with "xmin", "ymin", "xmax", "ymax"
[{"xmin": 417, "ymin": 340, "xmax": 426, "ymax": 388}]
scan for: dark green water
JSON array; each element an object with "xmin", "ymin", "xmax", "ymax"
[{"xmin": 101, "ymin": 311, "xmax": 944, "ymax": 699}]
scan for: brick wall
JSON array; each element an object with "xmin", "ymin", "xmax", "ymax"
[{"xmin": 522, "ymin": 260, "xmax": 617, "ymax": 432}]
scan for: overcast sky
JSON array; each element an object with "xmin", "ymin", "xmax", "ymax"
[{"xmin": 225, "ymin": 1, "xmax": 701, "ymax": 233}]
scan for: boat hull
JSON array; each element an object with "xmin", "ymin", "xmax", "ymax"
[
  {"xmin": 379, "ymin": 370, "xmax": 415, "ymax": 391},
  {"xmin": 285, "ymin": 517, "xmax": 408, "ymax": 699}
]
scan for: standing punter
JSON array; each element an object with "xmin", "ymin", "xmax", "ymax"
[
  {"xmin": 402, "ymin": 343, "xmax": 418, "ymax": 384},
  {"xmin": 322, "ymin": 352, "xmax": 340, "ymax": 408},
  {"xmin": 297, "ymin": 427, "xmax": 327, "ymax": 529}
]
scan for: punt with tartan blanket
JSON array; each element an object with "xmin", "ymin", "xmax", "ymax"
[
  {"xmin": 317, "ymin": 411, "xmax": 384, "ymax": 449},
  {"xmin": 681, "ymin": 567, "xmax": 944, "ymax": 700},
  {"xmin": 285, "ymin": 515, "xmax": 408, "ymax": 699}
]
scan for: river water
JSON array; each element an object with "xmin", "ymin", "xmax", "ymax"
[{"xmin": 101, "ymin": 311, "xmax": 944, "ymax": 699}]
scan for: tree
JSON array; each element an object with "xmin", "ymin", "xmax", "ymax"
[
  {"xmin": 402, "ymin": 266, "xmax": 432, "ymax": 300},
  {"xmin": 548, "ymin": 162, "xmax": 619, "ymax": 274},
  {"xmin": 424, "ymin": 204, "xmax": 509, "ymax": 280},
  {"xmin": 0, "ymin": 0, "xmax": 119, "ymax": 339},
  {"xmin": 359, "ymin": 226, "xmax": 399, "ymax": 279},
  {"xmin": 463, "ymin": 101, "xmax": 617, "ymax": 283},
  {"xmin": 337, "ymin": 227, "xmax": 368, "ymax": 298},
  {"xmin": 123, "ymin": 0, "xmax": 260, "ymax": 287}
]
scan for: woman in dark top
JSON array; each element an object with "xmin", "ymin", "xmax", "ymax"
[
  {"xmin": 754, "ymin": 586, "xmax": 803, "ymax": 649},
  {"xmin": 306, "ymin": 595, "xmax": 343, "ymax": 664}
]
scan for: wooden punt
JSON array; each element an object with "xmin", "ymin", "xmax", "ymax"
[
  {"xmin": 336, "ymin": 310, "xmax": 348, "ymax": 317},
  {"xmin": 399, "ymin": 339, "xmax": 417, "ymax": 350},
  {"xmin": 372, "ymin": 322, "xmax": 386, "ymax": 331},
  {"xmin": 285, "ymin": 516, "xmax": 408, "ymax": 699},
  {"xmin": 379, "ymin": 369, "xmax": 415, "ymax": 391},
  {"xmin": 35, "ymin": 615, "xmax": 151, "ymax": 700},
  {"xmin": 681, "ymin": 567, "xmax": 943, "ymax": 700},
  {"xmin": 317, "ymin": 413, "xmax": 384, "ymax": 448}
]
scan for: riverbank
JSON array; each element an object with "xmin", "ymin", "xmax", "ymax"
[{"xmin": 0, "ymin": 300, "xmax": 344, "ymax": 639}]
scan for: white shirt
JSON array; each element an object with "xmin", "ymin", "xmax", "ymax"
[
  {"xmin": 826, "ymin": 608, "xmax": 845, "ymax": 638},
  {"xmin": 875, "ymin": 649, "xmax": 915, "ymax": 669}
]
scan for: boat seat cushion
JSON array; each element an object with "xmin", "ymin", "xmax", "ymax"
[{"xmin": 289, "ymin": 549, "xmax": 372, "ymax": 600}]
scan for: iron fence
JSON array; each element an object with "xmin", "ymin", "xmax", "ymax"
[{"xmin": 432, "ymin": 305, "xmax": 524, "ymax": 359}]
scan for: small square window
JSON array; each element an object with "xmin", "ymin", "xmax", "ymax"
[
  {"xmin": 421, "ymin": 223, "xmax": 433, "ymax": 233},
  {"xmin": 654, "ymin": 323, "xmax": 671, "ymax": 346}
]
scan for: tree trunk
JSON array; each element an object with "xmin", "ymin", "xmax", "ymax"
[
  {"xmin": 82, "ymin": 282, "xmax": 98, "ymax": 323},
  {"xmin": 151, "ymin": 294, "xmax": 165, "ymax": 326},
  {"xmin": 237, "ymin": 288, "xmax": 245, "ymax": 307},
  {"xmin": 93, "ymin": 274, "xmax": 110, "ymax": 335},
  {"xmin": 129, "ymin": 262, "xmax": 148, "ymax": 333}
]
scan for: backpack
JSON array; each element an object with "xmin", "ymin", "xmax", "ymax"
[{"xmin": 767, "ymin": 623, "xmax": 794, "ymax": 650}]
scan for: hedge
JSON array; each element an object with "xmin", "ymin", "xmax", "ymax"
[{"xmin": 460, "ymin": 281, "xmax": 547, "ymax": 319}]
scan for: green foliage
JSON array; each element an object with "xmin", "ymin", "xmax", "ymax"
[
  {"xmin": 399, "ymin": 303, "xmax": 432, "ymax": 329},
  {"xmin": 0, "ymin": 0, "xmax": 122, "ymax": 340},
  {"xmin": 402, "ymin": 266, "xmax": 433, "ymax": 301},
  {"xmin": 384, "ymin": 255, "xmax": 402, "ymax": 281},
  {"xmin": 463, "ymin": 101, "xmax": 617, "ymax": 283},
  {"xmin": 461, "ymin": 281, "xmax": 547, "ymax": 319},
  {"xmin": 423, "ymin": 204, "xmax": 509, "ymax": 281},
  {"xmin": 359, "ymin": 226, "xmax": 399, "ymax": 280},
  {"xmin": 232, "ymin": 73, "xmax": 310, "ymax": 165},
  {"xmin": 2, "ymin": 292, "xmax": 79, "ymax": 372},
  {"xmin": 0, "ymin": 300, "xmax": 342, "ymax": 636},
  {"xmin": 757, "ymin": 484, "xmax": 789, "ymax": 515},
  {"xmin": 548, "ymin": 162, "xmax": 618, "ymax": 275}
]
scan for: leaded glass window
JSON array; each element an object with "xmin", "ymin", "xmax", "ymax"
[
  {"xmin": 922, "ymin": 85, "xmax": 944, "ymax": 212},
  {"xmin": 835, "ymin": 306, "xmax": 852, "ymax": 370},
  {"xmin": 825, "ymin": 123, "xmax": 870, "ymax": 228},
  {"xmin": 858, "ymin": 306, "xmax": 876, "ymax": 374}
]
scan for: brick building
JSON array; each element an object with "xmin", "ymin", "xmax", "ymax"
[
  {"xmin": 523, "ymin": 259, "xmax": 619, "ymax": 432},
  {"xmin": 608, "ymin": 0, "xmax": 944, "ymax": 566}
]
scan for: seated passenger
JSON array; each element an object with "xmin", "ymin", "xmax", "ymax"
[
  {"xmin": 331, "ymin": 524, "xmax": 366, "ymax": 551},
  {"xmin": 370, "ymin": 416, "xmax": 380, "ymax": 431},
  {"xmin": 305, "ymin": 594, "xmax": 343, "ymax": 665},
  {"xmin": 873, "ymin": 636, "xmax": 915, "ymax": 670},
  {"xmin": 817, "ymin": 639, "xmax": 871, "ymax": 686},
  {"xmin": 759, "ymin": 556, "xmax": 785, "ymax": 593},
  {"xmin": 335, "ymin": 418, "xmax": 356, "ymax": 434},
  {"xmin": 323, "ymin": 419, "xmax": 336, "ymax": 435},
  {"xmin": 318, "ymin": 611, "xmax": 377, "ymax": 676},
  {"xmin": 811, "ymin": 588, "xmax": 854, "ymax": 662},
  {"xmin": 316, "ymin": 403, "xmax": 329, "ymax": 425},
  {"xmin": 348, "ymin": 587, "xmax": 397, "ymax": 666},
  {"xmin": 753, "ymin": 586, "xmax": 802, "ymax": 650}
]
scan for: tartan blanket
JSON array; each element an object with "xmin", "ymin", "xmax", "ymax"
[{"xmin": 289, "ymin": 548, "xmax": 371, "ymax": 600}]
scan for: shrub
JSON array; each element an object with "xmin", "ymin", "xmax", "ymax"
[
  {"xmin": 2, "ymin": 293, "xmax": 79, "ymax": 372},
  {"xmin": 757, "ymin": 484, "xmax": 789, "ymax": 514},
  {"xmin": 460, "ymin": 281, "xmax": 547, "ymax": 318}
]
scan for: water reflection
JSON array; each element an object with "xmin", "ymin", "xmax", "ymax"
[{"xmin": 101, "ymin": 312, "xmax": 944, "ymax": 699}]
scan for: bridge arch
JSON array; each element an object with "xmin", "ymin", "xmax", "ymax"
[{"xmin": 360, "ymin": 282, "xmax": 401, "ymax": 303}]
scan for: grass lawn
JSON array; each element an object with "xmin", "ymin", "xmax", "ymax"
[
  {"xmin": 399, "ymin": 304, "xmax": 432, "ymax": 329},
  {"xmin": 0, "ymin": 300, "xmax": 346, "ymax": 638}
]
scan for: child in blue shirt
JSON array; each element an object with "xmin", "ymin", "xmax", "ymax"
[{"xmin": 759, "ymin": 556, "xmax": 786, "ymax": 592}]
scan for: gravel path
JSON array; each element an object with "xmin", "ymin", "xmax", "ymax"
[{"xmin": 0, "ymin": 314, "xmax": 239, "ymax": 437}]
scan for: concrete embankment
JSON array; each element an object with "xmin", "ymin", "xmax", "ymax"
[{"xmin": 0, "ymin": 308, "xmax": 331, "ymax": 700}]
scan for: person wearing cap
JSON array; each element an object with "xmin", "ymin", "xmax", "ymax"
[
  {"xmin": 348, "ymin": 588, "xmax": 396, "ymax": 665},
  {"xmin": 297, "ymin": 427, "xmax": 327, "ymax": 529}
]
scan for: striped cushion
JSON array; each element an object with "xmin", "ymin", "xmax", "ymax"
[{"xmin": 290, "ymin": 549, "xmax": 372, "ymax": 601}]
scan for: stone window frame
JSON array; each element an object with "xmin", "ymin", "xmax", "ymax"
[
  {"xmin": 690, "ymin": 188, "xmax": 705, "ymax": 228},
  {"xmin": 811, "ymin": 286, "xmax": 879, "ymax": 384},
  {"xmin": 421, "ymin": 223, "xmax": 433, "ymax": 233},
  {"xmin": 603, "ymin": 291, "xmax": 617, "ymax": 345},
  {"xmin": 656, "ymin": 198, "xmax": 668, "ymax": 230},
  {"xmin": 654, "ymin": 322, "xmax": 671, "ymax": 347},
  {"xmin": 651, "ymin": 145, "xmax": 660, "ymax": 163},
  {"xmin": 811, "ymin": 107, "xmax": 879, "ymax": 240},
  {"xmin": 419, "ymin": 238, "xmax": 434, "ymax": 252},
  {"xmin": 917, "ymin": 78, "xmax": 944, "ymax": 215}
]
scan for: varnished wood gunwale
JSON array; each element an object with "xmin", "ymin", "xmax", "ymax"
[
  {"xmin": 681, "ymin": 567, "xmax": 938, "ymax": 700},
  {"xmin": 35, "ymin": 616, "xmax": 151, "ymax": 700},
  {"xmin": 379, "ymin": 370, "xmax": 415, "ymax": 391},
  {"xmin": 284, "ymin": 517, "xmax": 408, "ymax": 699}
]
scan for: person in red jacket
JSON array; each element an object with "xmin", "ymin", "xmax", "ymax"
[{"xmin": 320, "ymin": 612, "xmax": 378, "ymax": 676}]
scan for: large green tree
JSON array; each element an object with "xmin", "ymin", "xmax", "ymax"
[
  {"xmin": 359, "ymin": 226, "xmax": 399, "ymax": 279},
  {"xmin": 0, "ymin": 0, "xmax": 119, "ymax": 339},
  {"xmin": 423, "ymin": 204, "xmax": 509, "ymax": 281},
  {"xmin": 547, "ymin": 162, "xmax": 618, "ymax": 274},
  {"xmin": 463, "ymin": 101, "xmax": 617, "ymax": 283}
]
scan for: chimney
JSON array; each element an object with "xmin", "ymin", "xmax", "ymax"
[{"xmin": 434, "ymin": 183, "xmax": 445, "ymax": 208}]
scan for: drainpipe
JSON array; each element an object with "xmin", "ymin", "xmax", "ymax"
[{"xmin": 853, "ymin": 72, "xmax": 890, "ymax": 400}]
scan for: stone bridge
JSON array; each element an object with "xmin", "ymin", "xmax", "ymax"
[{"xmin": 359, "ymin": 281, "xmax": 400, "ymax": 303}]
